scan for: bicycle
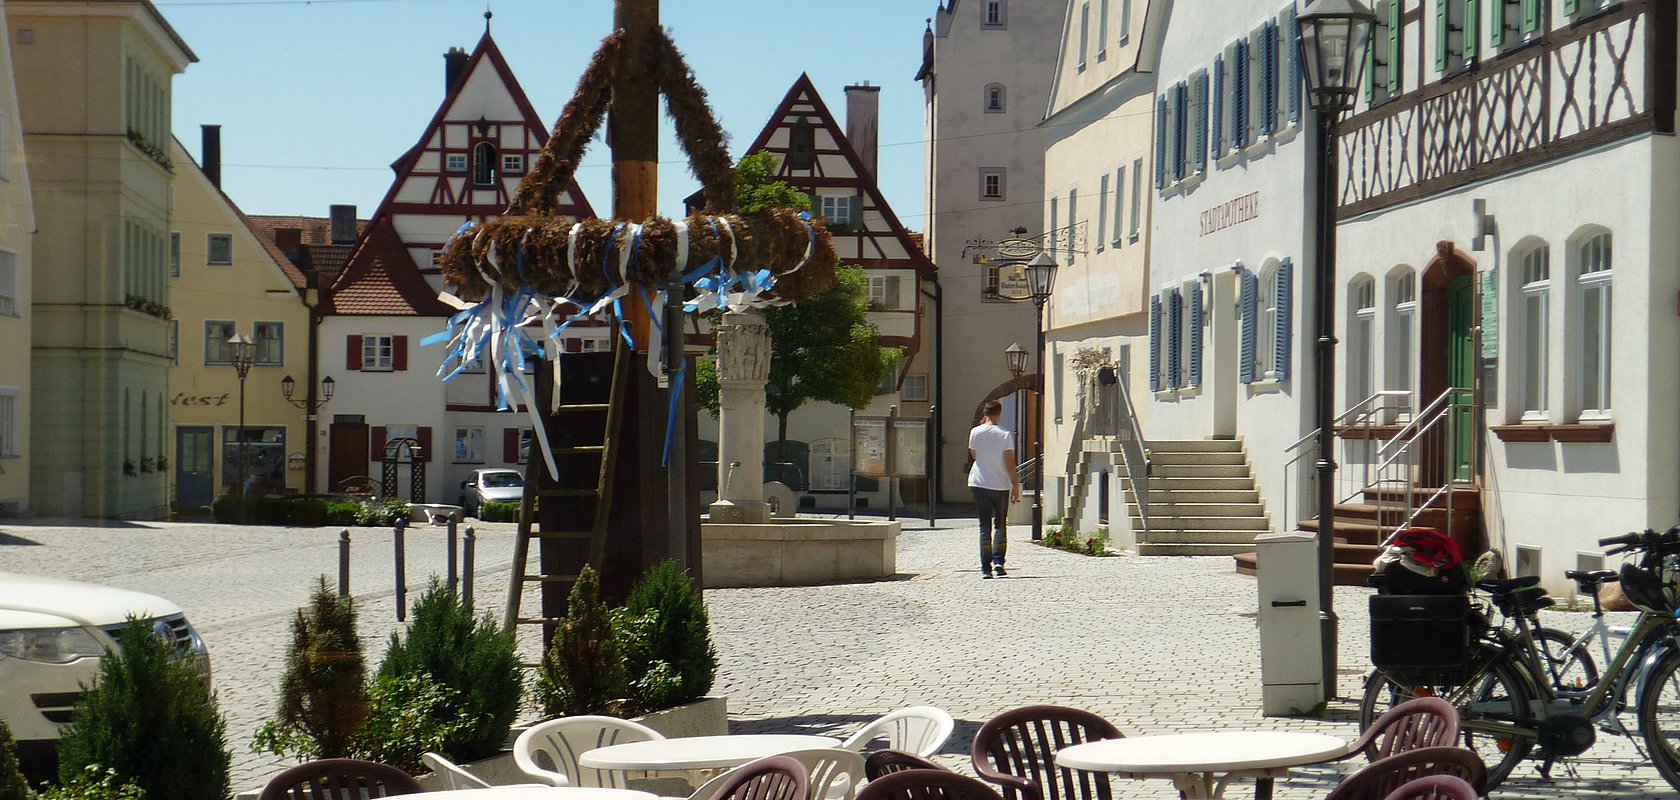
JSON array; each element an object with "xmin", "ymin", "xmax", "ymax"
[{"xmin": 1360, "ymin": 527, "xmax": 1680, "ymax": 790}]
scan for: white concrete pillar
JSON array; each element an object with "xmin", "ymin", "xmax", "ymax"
[{"xmin": 709, "ymin": 310, "xmax": 772, "ymax": 524}]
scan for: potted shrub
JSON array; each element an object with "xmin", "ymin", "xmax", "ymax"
[
  {"xmin": 252, "ymin": 577, "xmax": 367, "ymax": 761},
  {"xmin": 377, "ymin": 582, "xmax": 521, "ymax": 762}
]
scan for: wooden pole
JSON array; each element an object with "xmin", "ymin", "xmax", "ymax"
[{"xmin": 612, "ymin": 0, "xmax": 658, "ymax": 350}]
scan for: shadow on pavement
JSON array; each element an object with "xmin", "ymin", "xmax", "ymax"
[{"xmin": 0, "ymin": 531, "xmax": 41, "ymax": 546}]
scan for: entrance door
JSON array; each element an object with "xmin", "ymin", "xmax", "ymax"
[
  {"xmin": 175, "ymin": 427, "xmax": 214, "ymax": 510},
  {"xmin": 329, "ymin": 421, "xmax": 369, "ymax": 492},
  {"xmin": 1209, "ymin": 271, "xmax": 1239, "ymax": 437},
  {"xmin": 1446, "ymin": 275, "xmax": 1475, "ymax": 481}
]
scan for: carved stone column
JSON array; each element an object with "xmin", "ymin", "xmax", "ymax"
[{"xmin": 709, "ymin": 310, "xmax": 772, "ymax": 524}]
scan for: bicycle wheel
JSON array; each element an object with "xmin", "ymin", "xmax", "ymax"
[
  {"xmin": 1638, "ymin": 648, "xmax": 1680, "ymax": 791},
  {"xmin": 1532, "ymin": 625, "xmax": 1600, "ymax": 697},
  {"xmin": 1360, "ymin": 656, "xmax": 1535, "ymax": 789}
]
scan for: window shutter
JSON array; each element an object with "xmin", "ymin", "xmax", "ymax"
[
  {"xmin": 885, "ymin": 275, "xmax": 903, "ymax": 310},
  {"xmin": 1262, "ymin": 21, "xmax": 1278, "ymax": 135},
  {"xmin": 1167, "ymin": 291, "xmax": 1183, "ymax": 389},
  {"xmin": 1286, "ymin": 5, "xmax": 1302, "ymax": 123},
  {"xmin": 1189, "ymin": 284, "xmax": 1205, "ymax": 387},
  {"xmin": 1464, "ymin": 0, "xmax": 1480, "ymax": 60},
  {"xmin": 503, "ymin": 428, "xmax": 519, "ymax": 462},
  {"xmin": 849, "ymin": 194, "xmax": 863, "ymax": 227},
  {"xmin": 1212, "ymin": 54, "xmax": 1226, "ymax": 156},
  {"xmin": 1173, "ymin": 83, "xmax": 1187, "ymax": 182},
  {"xmin": 1149, "ymin": 297, "xmax": 1162, "ymax": 392},
  {"xmin": 1155, "ymin": 96, "xmax": 1168, "ymax": 188},
  {"xmin": 347, "ymin": 335, "xmax": 363, "ymax": 371},
  {"xmin": 1194, "ymin": 72, "xmax": 1209, "ymax": 173},
  {"xmin": 418, "ymin": 427, "xmax": 433, "ymax": 463},
  {"xmin": 1563, "ymin": 0, "xmax": 1578, "ymax": 14},
  {"xmin": 1234, "ymin": 39, "xmax": 1250, "ymax": 146},
  {"xmin": 1436, "ymin": 0, "xmax": 1450, "ymax": 71},
  {"xmin": 370, "ymin": 426, "xmax": 387, "ymax": 462},
  {"xmin": 1239, "ymin": 271, "xmax": 1259, "ymax": 383},
  {"xmin": 393, "ymin": 336, "xmax": 409, "ymax": 371},
  {"xmin": 1275, "ymin": 259, "xmax": 1294, "ymax": 382},
  {"xmin": 1491, "ymin": 0, "xmax": 1506, "ymax": 46},
  {"xmin": 1388, "ymin": 0, "xmax": 1403, "ymax": 93},
  {"xmin": 1524, "ymin": 0, "xmax": 1541, "ymax": 33}
]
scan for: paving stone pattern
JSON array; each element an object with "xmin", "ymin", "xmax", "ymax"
[{"xmin": 1, "ymin": 516, "xmax": 1672, "ymax": 798}]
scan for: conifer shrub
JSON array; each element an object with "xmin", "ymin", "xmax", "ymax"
[
  {"xmin": 56, "ymin": 619, "xmax": 229, "ymax": 800},
  {"xmin": 377, "ymin": 582, "xmax": 520, "ymax": 762},
  {"xmin": 621, "ymin": 561, "xmax": 716, "ymax": 709},
  {"xmin": 536, "ymin": 566, "xmax": 626, "ymax": 716},
  {"xmin": 252, "ymin": 577, "xmax": 367, "ymax": 761},
  {"xmin": 0, "ymin": 718, "xmax": 30, "ymax": 800},
  {"xmin": 353, "ymin": 674, "xmax": 473, "ymax": 773}
]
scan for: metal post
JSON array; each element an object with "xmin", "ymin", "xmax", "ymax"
[
  {"xmin": 338, "ymin": 529, "xmax": 351, "ymax": 598},
  {"xmin": 393, "ymin": 518, "xmax": 408, "ymax": 621},
  {"xmin": 1033, "ymin": 301, "xmax": 1046, "ymax": 540},
  {"xmin": 236, "ymin": 373, "xmax": 248, "ymax": 524},
  {"xmin": 463, "ymin": 525, "xmax": 476, "ymax": 606},
  {"xmin": 1312, "ymin": 109, "xmax": 1342, "ymax": 699},
  {"xmin": 927, "ymin": 404, "xmax": 937, "ymax": 526},
  {"xmin": 888, "ymin": 405, "xmax": 899, "ymax": 522},
  {"xmin": 446, "ymin": 517, "xmax": 459, "ymax": 593},
  {"xmin": 847, "ymin": 408, "xmax": 856, "ymax": 520}
]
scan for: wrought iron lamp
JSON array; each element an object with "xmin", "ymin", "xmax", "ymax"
[
  {"xmin": 227, "ymin": 333, "xmax": 257, "ymax": 521},
  {"xmin": 280, "ymin": 374, "xmax": 335, "ymax": 409},
  {"xmin": 1024, "ymin": 252, "xmax": 1058, "ymax": 541},
  {"xmin": 1296, "ymin": 0, "xmax": 1376, "ymax": 699}
]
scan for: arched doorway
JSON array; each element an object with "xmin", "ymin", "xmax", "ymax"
[
  {"xmin": 975, "ymin": 373, "xmax": 1040, "ymax": 487},
  {"xmin": 1419, "ymin": 241, "xmax": 1477, "ymax": 484}
]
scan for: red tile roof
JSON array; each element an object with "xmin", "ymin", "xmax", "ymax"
[
  {"xmin": 248, "ymin": 214, "xmax": 369, "ymax": 247},
  {"xmin": 323, "ymin": 218, "xmax": 452, "ymax": 316}
]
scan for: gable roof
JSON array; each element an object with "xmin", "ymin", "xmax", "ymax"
[
  {"xmin": 1044, "ymin": 0, "xmax": 1174, "ymax": 121},
  {"xmin": 322, "ymin": 218, "xmax": 452, "ymax": 316},
  {"xmin": 172, "ymin": 135, "xmax": 309, "ymax": 292}
]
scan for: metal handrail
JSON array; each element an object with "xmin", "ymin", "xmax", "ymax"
[
  {"xmin": 1369, "ymin": 387, "xmax": 1475, "ymax": 548},
  {"xmin": 1284, "ymin": 390, "xmax": 1414, "ymax": 455},
  {"xmin": 1110, "ymin": 374, "xmax": 1152, "ymax": 534},
  {"xmin": 1281, "ymin": 390, "xmax": 1415, "ymax": 529}
]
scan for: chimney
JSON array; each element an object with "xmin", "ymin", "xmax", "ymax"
[
  {"xmin": 444, "ymin": 47, "xmax": 470, "ymax": 92},
  {"xmin": 844, "ymin": 81, "xmax": 881, "ymax": 179},
  {"xmin": 329, "ymin": 205, "xmax": 358, "ymax": 245},
  {"xmin": 200, "ymin": 124, "xmax": 222, "ymax": 188}
]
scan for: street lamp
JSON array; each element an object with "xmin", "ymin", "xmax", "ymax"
[
  {"xmin": 1297, "ymin": 0, "xmax": 1377, "ymax": 700},
  {"xmin": 280, "ymin": 374, "xmax": 335, "ymax": 408},
  {"xmin": 281, "ymin": 374, "xmax": 335, "ymax": 493},
  {"xmin": 1025, "ymin": 251, "xmax": 1058, "ymax": 541},
  {"xmin": 1004, "ymin": 343, "xmax": 1028, "ymax": 504},
  {"xmin": 227, "ymin": 333, "xmax": 257, "ymax": 521}
]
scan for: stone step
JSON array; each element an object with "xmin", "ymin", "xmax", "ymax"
[
  {"xmin": 1140, "ymin": 542, "xmax": 1255, "ymax": 556},
  {"xmin": 1125, "ymin": 477, "xmax": 1257, "ymax": 494},
  {"xmin": 1153, "ymin": 515, "xmax": 1271, "ymax": 531},
  {"xmin": 1145, "ymin": 529, "xmax": 1264, "ymax": 545},
  {"xmin": 1147, "ymin": 439, "xmax": 1246, "ymax": 453},
  {"xmin": 1132, "ymin": 489, "xmax": 1260, "ymax": 504},
  {"xmin": 1298, "ymin": 518, "xmax": 1384, "ymax": 545},
  {"xmin": 1234, "ymin": 552, "xmax": 1376, "ymax": 586},
  {"xmin": 1362, "ymin": 486, "xmax": 1480, "ymax": 510},
  {"xmin": 1136, "ymin": 502, "xmax": 1266, "ymax": 519},
  {"xmin": 1148, "ymin": 463, "xmax": 1252, "ymax": 478},
  {"xmin": 1149, "ymin": 451, "xmax": 1249, "ymax": 466}
]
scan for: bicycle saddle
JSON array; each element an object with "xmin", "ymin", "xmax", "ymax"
[
  {"xmin": 1476, "ymin": 575, "xmax": 1541, "ymax": 594},
  {"xmin": 1564, "ymin": 569, "xmax": 1618, "ymax": 587}
]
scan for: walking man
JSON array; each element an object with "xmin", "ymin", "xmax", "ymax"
[{"xmin": 969, "ymin": 399, "xmax": 1018, "ymax": 578}]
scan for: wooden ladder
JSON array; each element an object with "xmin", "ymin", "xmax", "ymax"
[{"xmin": 503, "ymin": 337, "xmax": 630, "ymax": 649}]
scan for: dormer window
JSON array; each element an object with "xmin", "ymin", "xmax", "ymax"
[{"xmin": 473, "ymin": 142, "xmax": 498, "ymax": 186}]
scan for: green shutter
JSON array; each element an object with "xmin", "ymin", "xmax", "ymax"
[
  {"xmin": 1436, "ymin": 0, "xmax": 1450, "ymax": 71},
  {"xmin": 1524, "ymin": 0, "xmax": 1541, "ymax": 32},
  {"xmin": 849, "ymin": 194, "xmax": 863, "ymax": 228},
  {"xmin": 1490, "ymin": 0, "xmax": 1505, "ymax": 46},
  {"xmin": 1563, "ymin": 0, "xmax": 1579, "ymax": 15},
  {"xmin": 1464, "ymin": 0, "xmax": 1480, "ymax": 60},
  {"xmin": 1387, "ymin": 0, "xmax": 1403, "ymax": 93}
]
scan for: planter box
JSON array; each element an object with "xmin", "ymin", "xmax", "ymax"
[{"xmin": 702, "ymin": 519, "xmax": 899, "ymax": 588}]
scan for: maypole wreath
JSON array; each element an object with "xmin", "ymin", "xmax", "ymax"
[{"xmin": 428, "ymin": 27, "xmax": 839, "ymax": 478}]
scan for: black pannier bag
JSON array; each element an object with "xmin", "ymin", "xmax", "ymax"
[{"xmin": 1369, "ymin": 593, "xmax": 1472, "ymax": 685}]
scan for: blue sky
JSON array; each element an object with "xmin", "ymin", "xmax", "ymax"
[{"xmin": 159, "ymin": 0, "xmax": 933, "ymax": 225}]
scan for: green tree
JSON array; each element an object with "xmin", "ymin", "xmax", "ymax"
[
  {"xmin": 697, "ymin": 155, "xmax": 903, "ymax": 477},
  {"xmin": 252, "ymin": 576, "xmax": 368, "ymax": 761}
]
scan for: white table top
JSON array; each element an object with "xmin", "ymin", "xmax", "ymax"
[
  {"xmin": 1057, "ymin": 732, "xmax": 1349, "ymax": 774},
  {"xmin": 579, "ymin": 734, "xmax": 842, "ymax": 771},
  {"xmin": 420, "ymin": 789, "xmax": 658, "ymax": 800}
]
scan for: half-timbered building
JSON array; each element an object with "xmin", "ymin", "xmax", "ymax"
[{"xmin": 318, "ymin": 27, "xmax": 594, "ymax": 502}]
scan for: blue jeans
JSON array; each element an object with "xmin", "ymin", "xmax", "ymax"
[{"xmin": 973, "ymin": 487, "xmax": 1009, "ymax": 572}]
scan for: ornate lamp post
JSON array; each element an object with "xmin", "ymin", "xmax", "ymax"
[
  {"xmin": 227, "ymin": 333, "xmax": 257, "ymax": 521},
  {"xmin": 281, "ymin": 374, "xmax": 335, "ymax": 493},
  {"xmin": 1297, "ymin": 0, "xmax": 1377, "ymax": 698},
  {"xmin": 1005, "ymin": 342, "xmax": 1028, "ymax": 491},
  {"xmin": 1025, "ymin": 252, "xmax": 1058, "ymax": 541}
]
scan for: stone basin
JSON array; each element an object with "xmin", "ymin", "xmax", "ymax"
[{"xmin": 701, "ymin": 517, "xmax": 900, "ymax": 588}]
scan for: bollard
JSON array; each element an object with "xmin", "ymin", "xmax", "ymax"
[
  {"xmin": 463, "ymin": 526, "xmax": 476, "ymax": 606},
  {"xmin": 393, "ymin": 518, "xmax": 408, "ymax": 622},
  {"xmin": 338, "ymin": 530, "xmax": 351, "ymax": 598},
  {"xmin": 446, "ymin": 518, "xmax": 459, "ymax": 594}
]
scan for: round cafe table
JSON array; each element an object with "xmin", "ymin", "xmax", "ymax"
[
  {"xmin": 420, "ymin": 789, "xmax": 659, "ymax": 800},
  {"xmin": 579, "ymin": 734, "xmax": 841, "ymax": 773},
  {"xmin": 1057, "ymin": 731, "xmax": 1349, "ymax": 800}
]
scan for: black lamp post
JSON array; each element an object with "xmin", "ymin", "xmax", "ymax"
[
  {"xmin": 228, "ymin": 333, "xmax": 257, "ymax": 521},
  {"xmin": 1025, "ymin": 252, "xmax": 1058, "ymax": 541},
  {"xmin": 1297, "ymin": 0, "xmax": 1377, "ymax": 700},
  {"xmin": 282, "ymin": 374, "xmax": 335, "ymax": 493},
  {"xmin": 1005, "ymin": 342, "xmax": 1028, "ymax": 491}
]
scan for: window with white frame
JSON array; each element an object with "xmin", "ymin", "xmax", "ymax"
[
  {"xmin": 207, "ymin": 233, "xmax": 233, "ymax": 265},
  {"xmin": 254, "ymin": 321, "xmax": 283, "ymax": 366},
  {"xmin": 1350, "ymin": 278, "xmax": 1376, "ymax": 404},
  {"xmin": 1097, "ymin": 0, "xmax": 1109, "ymax": 58},
  {"xmin": 446, "ymin": 153, "xmax": 468, "ymax": 172},
  {"xmin": 1438, "ymin": 0, "xmax": 1473, "ymax": 76},
  {"xmin": 0, "ymin": 250, "xmax": 15, "ymax": 317},
  {"xmin": 980, "ymin": 169, "xmax": 1005, "ymax": 200},
  {"xmin": 453, "ymin": 426, "xmax": 485, "ymax": 463},
  {"xmin": 984, "ymin": 83, "xmax": 1006, "ymax": 113},
  {"xmin": 473, "ymin": 141, "xmax": 498, "ymax": 186},
  {"xmin": 821, "ymin": 194, "xmax": 853, "ymax": 226},
  {"xmin": 1097, "ymin": 173, "xmax": 1109, "ymax": 250},
  {"xmin": 903, "ymin": 374, "xmax": 929, "ymax": 401},
  {"xmin": 1257, "ymin": 265, "xmax": 1277, "ymax": 378},
  {"xmin": 1387, "ymin": 269, "xmax": 1416, "ymax": 405},
  {"xmin": 502, "ymin": 154, "xmax": 525, "ymax": 174},
  {"xmin": 1129, "ymin": 158, "xmax": 1143, "ymax": 238},
  {"xmin": 1518, "ymin": 246, "xmax": 1550, "ymax": 419},
  {"xmin": 1119, "ymin": 0, "xmax": 1132, "ymax": 43},
  {"xmin": 984, "ymin": 0, "xmax": 1004, "ymax": 26},
  {"xmin": 810, "ymin": 439, "xmax": 849, "ymax": 491},
  {"xmin": 1078, "ymin": 2, "xmax": 1090, "ymax": 69},
  {"xmin": 867, "ymin": 275, "xmax": 902, "ymax": 310},
  {"xmin": 204, "ymin": 321, "xmax": 236, "ymax": 365},
  {"xmin": 1112, "ymin": 166, "xmax": 1125, "ymax": 245},
  {"xmin": 0, "ymin": 389, "xmax": 16, "ymax": 457},
  {"xmin": 1577, "ymin": 233, "xmax": 1612, "ymax": 417},
  {"xmin": 362, "ymin": 334, "xmax": 395, "ymax": 372}
]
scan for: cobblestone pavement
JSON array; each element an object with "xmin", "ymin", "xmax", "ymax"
[{"xmin": 3, "ymin": 515, "xmax": 1674, "ymax": 798}]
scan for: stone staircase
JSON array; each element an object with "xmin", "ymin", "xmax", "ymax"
[
  {"xmin": 1121, "ymin": 439, "xmax": 1271, "ymax": 556},
  {"xmin": 1233, "ymin": 485, "xmax": 1481, "ymax": 585}
]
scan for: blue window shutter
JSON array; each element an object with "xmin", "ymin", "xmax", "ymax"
[
  {"xmin": 1149, "ymin": 297, "xmax": 1162, "ymax": 391},
  {"xmin": 1167, "ymin": 291, "xmax": 1183, "ymax": 388},
  {"xmin": 1262, "ymin": 21, "xmax": 1278, "ymax": 135},
  {"xmin": 1239, "ymin": 271, "xmax": 1258, "ymax": 384},
  {"xmin": 1173, "ymin": 83, "xmax": 1187, "ymax": 182},
  {"xmin": 1234, "ymin": 39, "xmax": 1250, "ymax": 146},
  {"xmin": 1155, "ymin": 96, "xmax": 1168, "ymax": 189},
  {"xmin": 1212, "ymin": 54, "xmax": 1226, "ymax": 155},
  {"xmin": 1275, "ymin": 258, "xmax": 1294, "ymax": 382},
  {"xmin": 1286, "ymin": 4, "xmax": 1302, "ymax": 123},
  {"xmin": 1189, "ymin": 284, "xmax": 1205, "ymax": 387},
  {"xmin": 1194, "ymin": 72, "xmax": 1209, "ymax": 172}
]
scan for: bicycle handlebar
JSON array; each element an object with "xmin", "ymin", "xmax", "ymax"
[{"xmin": 1600, "ymin": 532, "xmax": 1642, "ymax": 547}]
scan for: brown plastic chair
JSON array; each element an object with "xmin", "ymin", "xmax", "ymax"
[
  {"xmin": 856, "ymin": 767, "xmax": 1006, "ymax": 800},
  {"xmin": 705, "ymin": 755, "xmax": 808, "ymax": 800},
  {"xmin": 1345, "ymin": 697, "xmax": 1461, "ymax": 763},
  {"xmin": 1324, "ymin": 747, "xmax": 1487, "ymax": 800},
  {"xmin": 865, "ymin": 749, "xmax": 951, "ymax": 780},
  {"xmin": 1379, "ymin": 774, "xmax": 1480, "ymax": 800},
  {"xmin": 256, "ymin": 758, "xmax": 423, "ymax": 800},
  {"xmin": 969, "ymin": 705, "xmax": 1122, "ymax": 800}
]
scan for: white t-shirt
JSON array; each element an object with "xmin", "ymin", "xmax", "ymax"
[{"xmin": 968, "ymin": 422, "xmax": 1016, "ymax": 491}]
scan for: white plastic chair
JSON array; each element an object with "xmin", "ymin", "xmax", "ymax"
[
  {"xmin": 660, "ymin": 764, "xmax": 739, "ymax": 800},
  {"xmin": 421, "ymin": 752, "xmax": 493, "ymax": 789},
  {"xmin": 779, "ymin": 747, "xmax": 867, "ymax": 800},
  {"xmin": 841, "ymin": 706, "xmax": 954, "ymax": 758},
  {"xmin": 514, "ymin": 715, "xmax": 665, "ymax": 788}
]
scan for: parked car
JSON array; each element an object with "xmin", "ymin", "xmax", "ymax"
[
  {"xmin": 0, "ymin": 572, "xmax": 209, "ymax": 772},
  {"xmin": 459, "ymin": 468, "xmax": 525, "ymax": 517}
]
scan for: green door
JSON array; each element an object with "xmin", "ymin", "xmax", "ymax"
[{"xmin": 1446, "ymin": 276, "xmax": 1475, "ymax": 481}]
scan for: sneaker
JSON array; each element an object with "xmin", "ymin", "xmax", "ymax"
[
  {"xmin": 982, "ymin": 571, "xmax": 994, "ymax": 579},
  {"xmin": 994, "ymin": 565, "xmax": 1007, "ymax": 577}
]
